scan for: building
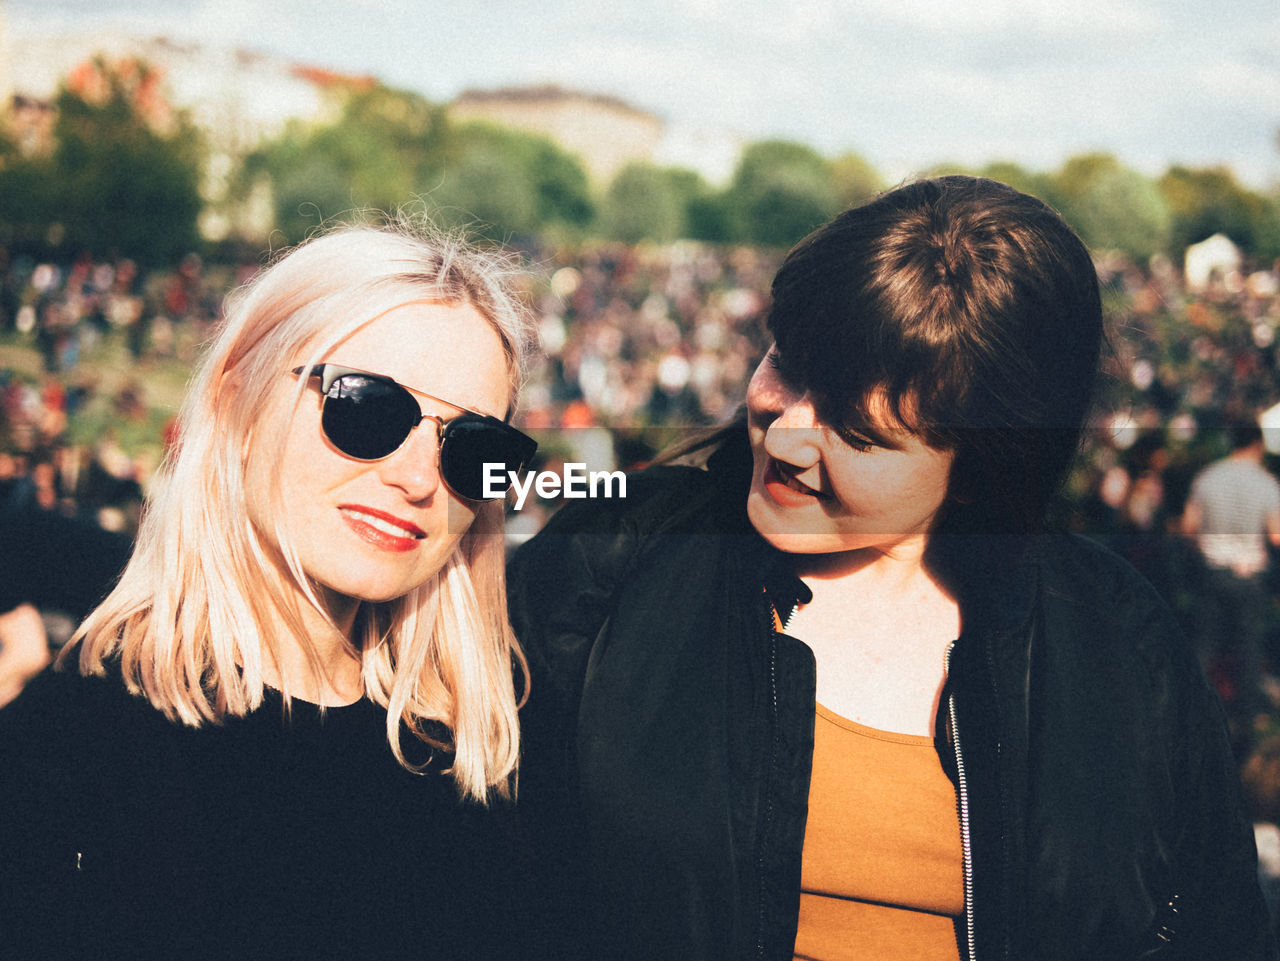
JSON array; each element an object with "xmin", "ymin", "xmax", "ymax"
[{"xmin": 449, "ymin": 84, "xmax": 665, "ymax": 184}]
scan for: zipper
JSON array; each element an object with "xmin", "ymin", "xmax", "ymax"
[
  {"xmin": 946, "ymin": 641, "xmax": 978, "ymax": 961},
  {"xmin": 754, "ymin": 590, "xmax": 780, "ymax": 960}
]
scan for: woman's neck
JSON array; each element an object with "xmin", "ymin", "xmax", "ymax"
[
  {"xmin": 259, "ymin": 583, "xmax": 365, "ymax": 706},
  {"xmin": 790, "ymin": 533, "xmax": 932, "ymax": 587},
  {"xmin": 784, "ymin": 541, "xmax": 960, "ymax": 735}
]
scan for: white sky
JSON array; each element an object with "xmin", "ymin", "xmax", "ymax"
[{"xmin": 10, "ymin": 0, "xmax": 1280, "ymax": 188}]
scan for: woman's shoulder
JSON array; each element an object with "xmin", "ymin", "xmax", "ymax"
[
  {"xmin": 1027, "ymin": 533, "xmax": 1202, "ymax": 680},
  {"xmin": 0, "ymin": 664, "xmax": 158, "ymax": 763},
  {"xmin": 1031, "ymin": 532, "xmax": 1173, "ymax": 613}
]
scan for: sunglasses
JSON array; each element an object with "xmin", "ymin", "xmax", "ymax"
[{"xmin": 293, "ymin": 364, "xmax": 537, "ymax": 501}]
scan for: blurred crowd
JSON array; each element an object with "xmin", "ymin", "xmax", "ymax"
[{"xmin": 0, "ymin": 249, "xmax": 243, "ymax": 534}]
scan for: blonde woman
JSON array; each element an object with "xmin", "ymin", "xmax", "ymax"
[{"xmin": 0, "ymin": 223, "xmax": 538, "ymax": 960}]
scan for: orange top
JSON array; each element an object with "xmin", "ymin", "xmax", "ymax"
[{"xmin": 793, "ymin": 702, "xmax": 964, "ymax": 961}]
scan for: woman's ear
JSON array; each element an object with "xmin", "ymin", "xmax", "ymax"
[
  {"xmin": 216, "ymin": 363, "xmax": 241, "ymax": 405},
  {"xmin": 215, "ymin": 364, "xmax": 255, "ymax": 462}
]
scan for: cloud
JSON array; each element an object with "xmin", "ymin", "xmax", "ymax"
[
  {"xmin": 9, "ymin": 0, "xmax": 1279, "ymax": 187},
  {"xmin": 851, "ymin": 0, "xmax": 1165, "ymax": 37}
]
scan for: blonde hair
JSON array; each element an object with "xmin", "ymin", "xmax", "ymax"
[{"xmin": 64, "ymin": 221, "xmax": 534, "ymax": 801}]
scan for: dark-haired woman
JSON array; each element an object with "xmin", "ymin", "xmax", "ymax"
[{"xmin": 509, "ymin": 177, "xmax": 1275, "ymax": 960}]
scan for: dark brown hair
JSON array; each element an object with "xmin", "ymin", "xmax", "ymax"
[{"xmin": 768, "ymin": 175, "xmax": 1103, "ymax": 533}]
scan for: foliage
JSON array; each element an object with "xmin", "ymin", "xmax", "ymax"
[
  {"xmin": 725, "ymin": 139, "xmax": 840, "ymax": 247},
  {"xmin": 600, "ymin": 162, "xmax": 683, "ymax": 243},
  {"xmin": 974, "ymin": 162, "xmax": 1060, "ymax": 207},
  {"xmin": 248, "ymin": 103, "xmax": 595, "ymax": 244},
  {"xmin": 243, "ymin": 85, "xmax": 445, "ymax": 243},
  {"xmin": 1050, "ymin": 154, "xmax": 1171, "ymax": 261},
  {"xmin": 431, "ymin": 123, "xmax": 593, "ymax": 239},
  {"xmin": 829, "ymin": 151, "xmax": 886, "ymax": 209},
  {"xmin": 1254, "ymin": 196, "xmax": 1280, "ymax": 262},
  {"xmin": 0, "ymin": 155, "xmax": 60, "ymax": 252},
  {"xmin": 4, "ymin": 61, "xmax": 1275, "ymax": 266},
  {"xmin": 0, "ymin": 57, "xmax": 205, "ymax": 265},
  {"xmin": 1158, "ymin": 165, "xmax": 1272, "ymax": 258},
  {"xmin": 661, "ymin": 167, "xmax": 733, "ymax": 243},
  {"xmin": 55, "ymin": 58, "xmax": 204, "ymax": 265}
]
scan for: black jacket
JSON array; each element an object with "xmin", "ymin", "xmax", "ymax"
[{"xmin": 509, "ymin": 434, "xmax": 1275, "ymax": 961}]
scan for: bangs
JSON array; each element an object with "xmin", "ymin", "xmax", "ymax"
[{"xmin": 767, "ymin": 269, "xmax": 976, "ymax": 447}]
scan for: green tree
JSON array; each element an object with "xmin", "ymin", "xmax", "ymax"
[
  {"xmin": 1048, "ymin": 155, "xmax": 1171, "ymax": 260},
  {"xmin": 434, "ymin": 144, "xmax": 538, "ymax": 239},
  {"xmin": 245, "ymin": 85, "xmax": 445, "ymax": 243},
  {"xmin": 47, "ymin": 57, "xmax": 204, "ymax": 265},
  {"xmin": 1158, "ymin": 165, "xmax": 1270, "ymax": 256},
  {"xmin": 434, "ymin": 123, "xmax": 594, "ymax": 237},
  {"xmin": 726, "ymin": 139, "xmax": 839, "ymax": 247},
  {"xmin": 975, "ymin": 162, "xmax": 1059, "ymax": 207},
  {"xmin": 1254, "ymin": 195, "xmax": 1280, "ymax": 262},
  {"xmin": 600, "ymin": 162, "xmax": 682, "ymax": 243},
  {"xmin": 649, "ymin": 166, "xmax": 734, "ymax": 243},
  {"xmin": 829, "ymin": 151, "xmax": 885, "ymax": 210},
  {"xmin": 0, "ymin": 153, "xmax": 60, "ymax": 255}
]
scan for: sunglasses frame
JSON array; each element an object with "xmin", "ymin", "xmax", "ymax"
[{"xmin": 291, "ymin": 364, "xmax": 537, "ymax": 501}]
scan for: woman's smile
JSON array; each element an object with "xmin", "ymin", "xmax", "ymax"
[
  {"xmin": 339, "ymin": 504, "xmax": 427, "ymax": 552},
  {"xmin": 763, "ymin": 458, "xmax": 827, "ymax": 505}
]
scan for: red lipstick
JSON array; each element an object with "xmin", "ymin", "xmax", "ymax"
[{"xmin": 339, "ymin": 505, "xmax": 426, "ymax": 553}]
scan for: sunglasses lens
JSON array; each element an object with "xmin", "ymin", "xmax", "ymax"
[
  {"xmin": 321, "ymin": 375, "xmax": 421, "ymax": 460},
  {"xmin": 440, "ymin": 418, "xmax": 534, "ymax": 501}
]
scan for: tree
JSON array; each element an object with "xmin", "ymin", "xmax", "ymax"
[
  {"xmin": 1049, "ymin": 154, "xmax": 1171, "ymax": 261},
  {"xmin": 44, "ymin": 56, "xmax": 204, "ymax": 265},
  {"xmin": 1254, "ymin": 195, "xmax": 1280, "ymax": 262},
  {"xmin": 245, "ymin": 85, "xmax": 445, "ymax": 243},
  {"xmin": 829, "ymin": 151, "xmax": 885, "ymax": 210},
  {"xmin": 0, "ymin": 153, "xmax": 60, "ymax": 255},
  {"xmin": 1158, "ymin": 165, "xmax": 1270, "ymax": 257},
  {"xmin": 434, "ymin": 123, "xmax": 594, "ymax": 237},
  {"xmin": 975, "ymin": 162, "xmax": 1059, "ymax": 207},
  {"xmin": 726, "ymin": 139, "xmax": 839, "ymax": 247},
  {"xmin": 433, "ymin": 144, "xmax": 539, "ymax": 239},
  {"xmin": 600, "ymin": 162, "xmax": 682, "ymax": 243}
]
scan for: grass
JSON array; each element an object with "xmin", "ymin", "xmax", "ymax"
[{"xmin": 0, "ymin": 328, "xmax": 198, "ymax": 458}]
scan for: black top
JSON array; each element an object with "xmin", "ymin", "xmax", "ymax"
[{"xmin": 0, "ymin": 667, "xmax": 527, "ymax": 961}]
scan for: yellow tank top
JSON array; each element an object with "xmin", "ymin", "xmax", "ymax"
[{"xmin": 793, "ymin": 702, "xmax": 964, "ymax": 961}]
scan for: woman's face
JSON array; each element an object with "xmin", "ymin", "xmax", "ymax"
[
  {"xmin": 745, "ymin": 347, "xmax": 955, "ymax": 560},
  {"xmin": 247, "ymin": 300, "xmax": 510, "ymax": 612}
]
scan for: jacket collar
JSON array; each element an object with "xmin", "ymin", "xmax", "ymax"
[{"xmin": 928, "ymin": 532, "xmax": 1040, "ymax": 636}]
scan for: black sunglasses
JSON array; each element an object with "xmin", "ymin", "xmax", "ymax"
[{"xmin": 293, "ymin": 364, "xmax": 537, "ymax": 502}]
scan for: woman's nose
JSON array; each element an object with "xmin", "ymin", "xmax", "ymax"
[
  {"xmin": 772, "ymin": 391, "xmax": 821, "ymax": 429},
  {"xmin": 764, "ymin": 392, "xmax": 824, "ymax": 462},
  {"xmin": 377, "ymin": 420, "xmax": 444, "ymax": 501}
]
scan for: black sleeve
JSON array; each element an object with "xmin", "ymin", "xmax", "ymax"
[{"xmin": 508, "ymin": 471, "xmax": 708, "ymax": 961}]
